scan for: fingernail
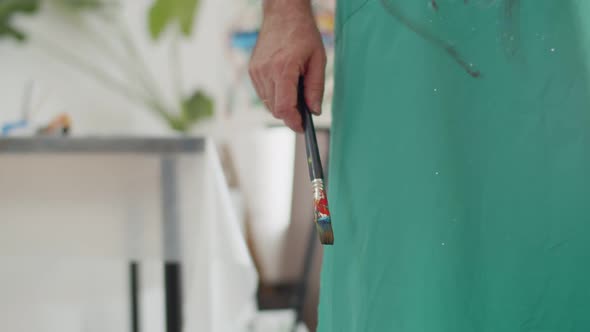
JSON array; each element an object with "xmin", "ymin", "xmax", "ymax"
[{"xmin": 311, "ymin": 102, "xmax": 322, "ymax": 115}]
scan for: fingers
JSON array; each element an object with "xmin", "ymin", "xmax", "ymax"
[
  {"xmin": 274, "ymin": 63, "xmax": 302, "ymax": 132},
  {"xmin": 249, "ymin": 58, "xmax": 278, "ymax": 113},
  {"xmin": 250, "ymin": 54, "xmax": 303, "ymax": 132},
  {"xmin": 262, "ymin": 74, "xmax": 275, "ymax": 113},
  {"xmin": 304, "ymin": 49, "xmax": 327, "ymax": 115},
  {"xmin": 249, "ymin": 66, "xmax": 267, "ymax": 109},
  {"xmin": 249, "ymin": 46, "xmax": 325, "ymax": 132}
]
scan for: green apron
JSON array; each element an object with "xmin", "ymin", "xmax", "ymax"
[{"xmin": 319, "ymin": 1, "xmax": 590, "ymax": 331}]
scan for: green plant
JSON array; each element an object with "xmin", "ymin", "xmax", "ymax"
[
  {"xmin": 0, "ymin": 0, "xmax": 40, "ymax": 41},
  {"xmin": 148, "ymin": 0, "xmax": 200, "ymax": 39},
  {"xmin": 1, "ymin": 0, "xmax": 214, "ymax": 133},
  {"xmin": 147, "ymin": 0, "xmax": 214, "ymax": 131}
]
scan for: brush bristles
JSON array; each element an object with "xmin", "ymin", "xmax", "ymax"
[
  {"xmin": 312, "ymin": 179, "xmax": 334, "ymax": 245},
  {"xmin": 316, "ymin": 217, "xmax": 334, "ymax": 245}
]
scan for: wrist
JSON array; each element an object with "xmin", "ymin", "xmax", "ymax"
[{"xmin": 263, "ymin": 0, "xmax": 312, "ymax": 17}]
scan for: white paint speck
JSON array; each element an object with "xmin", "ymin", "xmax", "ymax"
[
  {"xmin": 435, "ymin": 171, "xmax": 440, "ymax": 175},
  {"xmin": 441, "ymin": 242, "xmax": 446, "ymax": 246},
  {"xmin": 550, "ymin": 48, "xmax": 556, "ymax": 52},
  {"xmin": 433, "ymin": 88, "xmax": 438, "ymax": 92}
]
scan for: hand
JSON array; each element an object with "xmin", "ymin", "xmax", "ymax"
[{"xmin": 249, "ymin": 1, "xmax": 327, "ymax": 132}]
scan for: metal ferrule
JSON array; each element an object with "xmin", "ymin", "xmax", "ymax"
[{"xmin": 311, "ymin": 178, "xmax": 325, "ymax": 201}]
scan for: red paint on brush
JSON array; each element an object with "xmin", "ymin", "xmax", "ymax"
[{"xmin": 314, "ymin": 188, "xmax": 331, "ymax": 220}]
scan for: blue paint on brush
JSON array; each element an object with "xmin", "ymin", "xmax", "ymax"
[{"xmin": 316, "ymin": 216, "xmax": 334, "ymax": 245}]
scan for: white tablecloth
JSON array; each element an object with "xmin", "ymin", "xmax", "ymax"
[{"xmin": 0, "ymin": 138, "xmax": 258, "ymax": 332}]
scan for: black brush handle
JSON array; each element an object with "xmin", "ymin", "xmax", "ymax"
[{"xmin": 297, "ymin": 77, "xmax": 324, "ymax": 180}]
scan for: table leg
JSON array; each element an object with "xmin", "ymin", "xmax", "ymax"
[
  {"xmin": 161, "ymin": 156, "xmax": 183, "ymax": 332},
  {"xmin": 129, "ymin": 262, "xmax": 141, "ymax": 332},
  {"xmin": 164, "ymin": 263, "xmax": 183, "ymax": 332}
]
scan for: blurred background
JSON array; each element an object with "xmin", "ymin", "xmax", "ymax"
[{"xmin": 0, "ymin": 0, "xmax": 335, "ymax": 331}]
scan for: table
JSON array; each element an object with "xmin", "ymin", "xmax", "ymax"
[{"xmin": 0, "ymin": 137, "xmax": 257, "ymax": 332}]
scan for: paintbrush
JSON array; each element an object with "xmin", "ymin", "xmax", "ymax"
[{"xmin": 297, "ymin": 77, "xmax": 334, "ymax": 245}]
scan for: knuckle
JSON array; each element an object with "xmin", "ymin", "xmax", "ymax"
[
  {"xmin": 275, "ymin": 55, "xmax": 301, "ymax": 75},
  {"xmin": 260, "ymin": 62, "xmax": 274, "ymax": 75},
  {"xmin": 271, "ymin": 58, "xmax": 286, "ymax": 73},
  {"xmin": 282, "ymin": 56, "xmax": 297, "ymax": 68},
  {"xmin": 287, "ymin": 56, "xmax": 305, "ymax": 71}
]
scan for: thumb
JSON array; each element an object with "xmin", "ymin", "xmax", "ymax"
[{"xmin": 304, "ymin": 49, "xmax": 327, "ymax": 115}]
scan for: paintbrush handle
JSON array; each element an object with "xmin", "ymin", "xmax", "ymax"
[{"xmin": 297, "ymin": 77, "xmax": 324, "ymax": 180}]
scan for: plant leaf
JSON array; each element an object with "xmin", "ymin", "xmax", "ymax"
[
  {"xmin": 148, "ymin": 0, "xmax": 200, "ymax": 40},
  {"xmin": 148, "ymin": 0, "xmax": 174, "ymax": 39},
  {"xmin": 0, "ymin": 0, "xmax": 40, "ymax": 41},
  {"xmin": 177, "ymin": 0, "xmax": 199, "ymax": 36},
  {"xmin": 0, "ymin": 25, "xmax": 24, "ymax": 40},
  {"xmin": 182, "ymin": 89, "xmax": 213, "ymax": 124},
  {"xmin": 166, "ymin": 115, "xmax": 189, "ymax": 132}
]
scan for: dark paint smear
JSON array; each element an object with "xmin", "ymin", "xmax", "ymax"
[
  {"xmin": 380, "ymin": 0, "xmax": 521, "ymax": 78},
  {"xmin": 380, "ymin": 0, "xmax": 482, "ymax": 78},
  {"xmin": 432, "ymin": 0, "xmax": 439, "ymax": 11}
]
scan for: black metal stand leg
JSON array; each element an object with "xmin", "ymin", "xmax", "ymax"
[
  {"xmin": 129, "ymin": 262, "xmax": 141, "ymax": 332},
  {"xmin": 165, "ymin": 263, "xmax": 183, "ymax": 332}
]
